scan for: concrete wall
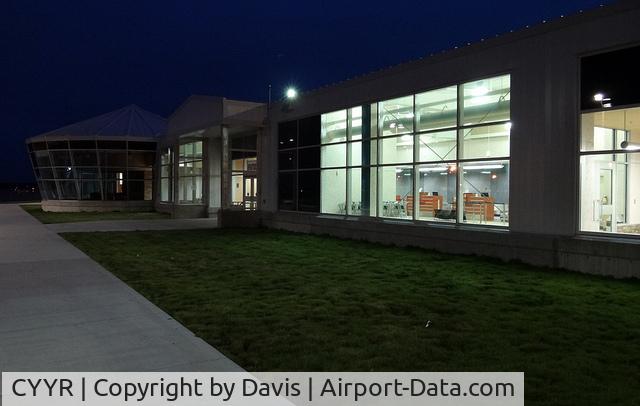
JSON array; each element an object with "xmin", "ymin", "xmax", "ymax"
[
  {"xmin": 155, "ymin": 202, "xmax": 208, "ymax": 218},
  {"xmin": 258, "ymin": 1, "xmax": 640, "ymax": 278},
  {"xmin": 263, "ymin": 212, "xmax": 640, "ymax": 279},
  {"xmin": 42, "ymin": 200, "xmax": 153, "ymax": 213},
  {"xmin": 166, "ymin": 96, "xmax": 224, "ymax": 142}
]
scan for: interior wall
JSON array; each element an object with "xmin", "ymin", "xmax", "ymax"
[
  {"xmin": 349, "ymin": 169, "xmax": 362, "ymax": 205},
  {"xmin": 232, "ymin": 175, "xmax": 243, "ymax": 204},
  {"xmin": 628, "ymin": 153, "xmax": 640, "ymax": 224},
  {"xmin": 320, "ymin": 169, "xmax": 346, "ymax": 214}
]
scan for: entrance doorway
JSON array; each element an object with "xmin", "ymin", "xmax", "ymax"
[
  {"xmin": 230, "ymin": 132, "xmax": 258, "ymax": 211},
  {"xmin": 244, "ymin": 176, "xmax": 258, "ymax": 210}
]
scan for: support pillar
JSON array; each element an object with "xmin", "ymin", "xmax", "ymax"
[{"xmin": 221, "ymin": 126, "xmax": 231, "ymax": 209}]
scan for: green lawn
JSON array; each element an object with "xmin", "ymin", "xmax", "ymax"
[
  {"xmin": 62, "ymin": 229, "xmax": 640, "ymax": 406},
  {"xmin": 21, "ymin": 204, "xmax": 170, "ymax": 223}
]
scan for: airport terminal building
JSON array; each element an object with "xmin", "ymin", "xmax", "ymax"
[
  {"xmin": 26, "ymin": 105, "xmax": 165, "ymax": 212},
  {"xmin": 27, "ymin": 1, "xmax": 640, "ymax": 277}
]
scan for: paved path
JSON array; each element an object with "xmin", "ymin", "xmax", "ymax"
[
  {"xmin": 0, "ymin": 204, "xmax": 240, "ymax": 375},
  {"xmin": 47, "ymin": 217, "xmax": 218, "ymax": 233}
]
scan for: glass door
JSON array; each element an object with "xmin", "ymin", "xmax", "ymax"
[{"xmin": 243, "ymin": 176, "xmax": 258, "ymax": 210}]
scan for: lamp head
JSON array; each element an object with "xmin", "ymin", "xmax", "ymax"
[{"xmin": 285, "ymin": 87, "xmax": 298, "ymax": 100}]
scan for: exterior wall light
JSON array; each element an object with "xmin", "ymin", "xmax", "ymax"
[
  {"xmin": 594, "ymin": 93, "xmax": 612, "ymax": 108},
  {"xmin": 285, "ymin": 87, "xmax": 298, "ymax": 100}
]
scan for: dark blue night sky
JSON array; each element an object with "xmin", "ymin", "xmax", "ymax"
[{"xmin": 1, "ymin": 0, "xmax": 612, "ymax": 182}]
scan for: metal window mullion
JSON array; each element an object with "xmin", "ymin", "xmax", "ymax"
[
  {"xmin": 456, "ymin": 156, "xmax": 510, "ymax": 164},
  {"xmin": 580, "ymin": 149, "xmax": 640, "ymax": 157},
  {"xmin": 70, "ymin": 146, "xmax": 81, "ymax": 200},
  {"xmin": 345, "ymin": 111, "xmax": 349, "ymax": 213},
  {"xmin": 124, "ymin": 144, "xmax": 129, "ymax": 200},
  {"xmin": 375, "ymin": 130, "xmax": 380, "ymax": 219},
  {"xmin": 456, "ymin": 84, "xmax": 464, "ymax": 224},
  {"xmin": 52, "ymin": 147, "xmax": 64, "ymax": 199},
  {"xmin": 458, "ymin": 119, "xmax": 511, "ymax": 131},
  {"xmin": 412, "ymin": 94, "xmax": 417, "ymax": 221},
  {"xmin": 96, "ymin": 149, "xmax": 105, "ymax": 200}
]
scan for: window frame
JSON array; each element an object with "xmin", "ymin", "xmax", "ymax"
[
  {"xmin": 159, "ymin": 147, "xmax": 173, "ymax": 203},
  {"xmin": 578, "ymin": 105, "xmax": 640, "ymax": 238},
  {"xmin": 177, "ymin": 140, "xmax": 204, "ymax": 204},
  {"xmin": 277, "ymin": 73, "xmax": 511, "ymax": 230}
]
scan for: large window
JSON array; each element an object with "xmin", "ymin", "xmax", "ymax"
[
  {"xmin": 461, "ymin": 76, "xmax": 511, "ymax": 125},
  {"xmin": 178, "ymin": 141, "xmax": 203, "ymax": 203},
  {"xmin": 335, "ymin": 75, "xmax": 510, "ymax": 225},
  {"xmin": 277, "ymin": 117, "xmax": 322, "ymax": 212},
  {"xmin": 27, "ymin": 138, "xmax": 156, "ymax": 201},
  {"xmin": 320, "ymin": 106, "xmax": 377, "ymax": 216},
  {"xmin": 160, "ymin": 148, "xmax": 172, "ymax": 202},
  {"xmin": 579, "ymin": 45, "xmax": 640, "ymax": 237},
  {"xmin": 580, "ymin": 108, "xmax": 640, "ymax": 235},
  {"xmin": 379, "ymin": 96, "xmax": 413, "ymax": 136},
  {"xmin": 320, "ymin": 118, "xmax": 347, "ymax": 215},
  {"xmin": 278, "ymin": 75, "xmax": 510, "ymax": 227}
]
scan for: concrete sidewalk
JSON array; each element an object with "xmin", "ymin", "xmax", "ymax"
[
  {"xmin": 0, "ymin": 204, "xmax": 240, "ymax": 373},
  {"xmin": 47, "ymin": 217, "xmax": 218, "ymax": 233}
]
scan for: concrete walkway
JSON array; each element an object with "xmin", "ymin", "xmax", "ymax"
[
  {"xmin": 47, "ymin": 217, "xmax": 218, "ymax": 233},
  {"xmin": 0, "ymin": 204, "xmax": 240, "ymax": 373}
]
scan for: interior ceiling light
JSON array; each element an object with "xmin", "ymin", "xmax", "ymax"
[
  {"xmin": 464, "ymin": 164, "xmax": 505, "ymax": 170},
  {"xmin": 419, "ymin": 167, "xmax": 448, "ymax": 172},
  {"xmin": 470, "ymin": 86, "xmax": 489, "ymax": 96}
]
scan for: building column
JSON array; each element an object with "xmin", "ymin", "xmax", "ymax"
[
  {"xmin": 208, "ymin": 131, "xmax": 222, "ymax": 213},
  {"xmin": 361, "ymin": 105, "xmax": 372, "ymax": 215},
  {"xmin": 172, "ymin": 141, "xmax": 179, "ymax": 206},
  {"xmin": 221, "ymin": 125, "xmax": 231, "ymax": 209}
]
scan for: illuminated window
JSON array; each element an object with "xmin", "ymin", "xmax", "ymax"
[
  {"xmin": 280, "ymin": 75, "xmax": 510, "ymax": 227},
  {"xmin": 160, "ymin": 148, "xmax": 172, "ymax": 202},
  {"xmin": 178, "ymin": 141, "xmax": 203, "ymax": 203},
  {"xmin": 580, "ymin": 108, "xmax": 640, "ymax": 236}
]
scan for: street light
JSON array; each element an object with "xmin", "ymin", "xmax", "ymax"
[{"xmin": 285, "ymin": 87, "xmax": 298, "ymax": 100}]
